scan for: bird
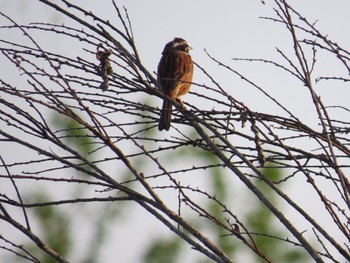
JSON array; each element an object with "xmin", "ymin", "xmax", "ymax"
[{"xmin": 157, "ymin": 38, "xmax": 194, "ymax": 131}]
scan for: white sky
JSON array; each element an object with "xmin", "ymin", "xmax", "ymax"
[{"xmin": 1, "ymin": 1, "xmax": 349, "ymax": 262}]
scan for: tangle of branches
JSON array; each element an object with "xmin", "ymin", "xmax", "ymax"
[{"xmin": 0, "ymin": 1, "xmax": 349, "ymax": 262}]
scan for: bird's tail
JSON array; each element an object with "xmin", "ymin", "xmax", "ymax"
[{"xmin": 158, "ymin": 100, "xmax": 172, "ymax": 131}]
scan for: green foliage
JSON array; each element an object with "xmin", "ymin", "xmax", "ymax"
[
  {"xmin": 245, "ymin": 164, "xmax": 308, "ymax": 263},
  {"xmin": 198, "ymin": 149, "xmax": 237, "ymax": 257},
  {"xmin": 51, "ymin": 113, "xmax": 94, "ymax": 160},
  {"xmin": 141, "ymin": 156, "xmax": 310, "ymax": 263},
  {"xmin": 8, "ymin": 113, "xmax": 119, "ymax": 263},
  {"xmin": 26, "ymin": 193, "xmax": 71, "ymax": 263},
  {"xmin": 144, "ymin": 238, "xmax": 182, "ymax": 263},
  {"xmin": 8, "ymin": 112, "xmax": 308, "ymax": 263}
]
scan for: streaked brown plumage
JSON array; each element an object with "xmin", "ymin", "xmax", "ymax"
[{"xmin": 157, "ymin": 38, "xmax": 194, "ymax": 131}]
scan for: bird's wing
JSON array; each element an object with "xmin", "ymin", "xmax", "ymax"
[{"xmin": 157, "ymin": 52, "xmax": 193, "ymax": 99}]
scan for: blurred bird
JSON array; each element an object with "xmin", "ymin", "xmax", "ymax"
[{"xmin": 96, "ymin": 44, "xmax": 113, "ymax": 90}]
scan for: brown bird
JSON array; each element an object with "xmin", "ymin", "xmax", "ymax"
[{"xmin": 157, "ymin": 38, "xmax": 194, "ymax": 131}]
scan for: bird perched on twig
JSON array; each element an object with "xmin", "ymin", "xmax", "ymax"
[{"xmin": 157, "ymin": 38, "xmax": 194, "ymax": 131}]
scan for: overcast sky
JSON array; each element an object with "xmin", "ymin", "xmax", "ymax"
[{"xmin": 1, "ymin": 1, "xmax": 349, "ymax": 262}]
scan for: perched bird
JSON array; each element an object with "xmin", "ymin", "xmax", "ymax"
[{"xmin": 157, "ymin": 38, "xmax": 194, "ymax": 131}]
